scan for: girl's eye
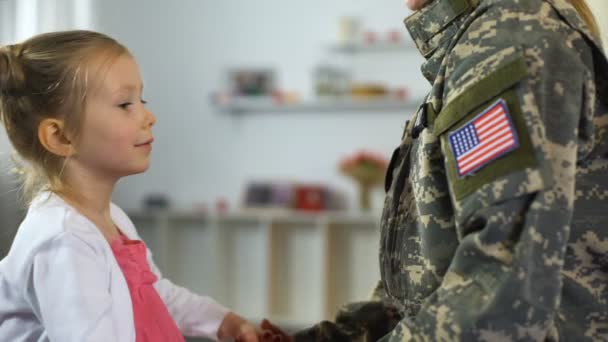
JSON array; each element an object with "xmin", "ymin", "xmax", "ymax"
[{"xmin": 118, "ymin": 99, "xmax": 147, "ymax": 109}]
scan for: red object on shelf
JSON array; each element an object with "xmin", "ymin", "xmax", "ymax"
[
  {"xmin": 364, "ymin": 31, "xmax": 377, "ymax": 44},
  {"xmin": 387, "ymin": 30, "xmax": 402, "ymax": 43},
  {"xmin": 271, "ymin": 90, "xmax": 285, "ymax": 104},
  {"xmin": 394, "ymin": 87, "xmax": 409, "ymax": 101},
  {"xmin": 215, "ymin": 198, "xmax": 228, "ymax": 214},
  {"xmin": 294, "ymin": 185, "xmax": 326, "ymax": 212}
]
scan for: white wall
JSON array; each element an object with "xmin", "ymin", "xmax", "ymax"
[
  {"xmin": 0, "ymin": 0, "xmax": 15, "ymax": 156},
  {"xmin": 0, "ymin": 0, "xmax": 17, "ymax": 196},
  {"xmin": 0, "ymin": 1, "xmax": 14, "ymax": 44},
  {"xmin": 90, "ymin": 0, "xmax": 426, "ymax": 210},
  {"xmin": 35, "ymin": 0, "xmax": 93, "ymax": 34},
  {"xmin": 588, "ymin": 0, "xmax": 608, "ymax": 49},
  {"xmin": 2, "ymin": 0, "xmax": 607, "ymax": 212}
]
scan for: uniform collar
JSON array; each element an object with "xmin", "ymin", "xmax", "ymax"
[{"xmin": 405, "ymin": 0, "xmax": 480, "ymax": 59}]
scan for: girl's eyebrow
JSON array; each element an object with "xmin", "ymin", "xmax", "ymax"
[{"xmin": 113, "ymin": 83, "xmax": 144, "ymax": 94}]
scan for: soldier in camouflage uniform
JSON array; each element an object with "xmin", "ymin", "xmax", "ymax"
[{"xmin": 276, "ymin": 0, "xmax": 608, "ymax": 340}]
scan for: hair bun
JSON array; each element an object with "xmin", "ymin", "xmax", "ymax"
[{"xmin": 0, "ymin": 44, "xmax": 27, "ymax": 98}]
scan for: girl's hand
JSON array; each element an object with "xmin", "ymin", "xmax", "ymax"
[
  {"xmin": 260, "ymin": 319, "xmax": 293, "ymax": 342},
  {"xmin": 218, "ymin": 312, "xmax": 260, "ymax": 342},
  {"xmin": 235, "ymin": 322, "xmax": 259, "ymax": 342}
]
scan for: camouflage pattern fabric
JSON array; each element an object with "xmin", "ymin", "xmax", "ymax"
[{"xmin": 294, "ymin": 0, "xmax": 608, "ymax": 341}]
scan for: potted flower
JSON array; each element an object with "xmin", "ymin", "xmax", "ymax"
[{"xmin": 339, "ymin": 150, "xmax": 388, "ymax": 211}]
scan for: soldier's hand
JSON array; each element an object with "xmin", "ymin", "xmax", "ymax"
[{"xmin": 293, "ymin": 321, "xmax": 351, "ymax": 342}]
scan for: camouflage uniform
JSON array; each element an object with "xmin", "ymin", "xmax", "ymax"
[{"xmin": 295, "ymin": 0, "xmax": 608, "ymax": 340}]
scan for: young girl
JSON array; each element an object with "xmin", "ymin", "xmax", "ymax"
[{"xmin": 0, "ymin": 30, "xmax": 267, "ymax": 342}]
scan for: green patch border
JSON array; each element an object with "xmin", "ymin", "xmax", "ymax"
[
  {"xmin": 442, "ymin": 90, "xmax": 537, "ymax": 200},
  {"xmin": 437, "ymin": 64, "xmax": 538, "ymax": 201}
]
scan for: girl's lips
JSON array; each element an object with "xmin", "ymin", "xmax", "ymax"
[
  {"xmin": 135, "ymin": 138, "xmax": 154, "ymax": 146},
  {"xmin": 137, "ymin": 141, "xmax": 153, "ymax": 152},
  {"xmin": 135, "ymin": 138, "xmax": 154, "ymax": 153}
]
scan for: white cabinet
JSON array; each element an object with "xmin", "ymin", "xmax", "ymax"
[{"xmin": 127, "ymin": 210, "xmax": 381, "ymax": 329}]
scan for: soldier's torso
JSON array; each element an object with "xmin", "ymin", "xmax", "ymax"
[
  {"xmin": 380, "ymin": 117, "xmax": 458, "ymax": 316},
  {"xmin": 380, "ymin": 0, "xmax": 608, "ymax": 337}
]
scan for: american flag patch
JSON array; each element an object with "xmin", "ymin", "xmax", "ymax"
[{"xmin": 448, "ymin": 99, "xmax": 519, "ymax": 178}]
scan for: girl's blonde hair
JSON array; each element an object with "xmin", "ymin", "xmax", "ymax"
[
  {"xmin": 571, "ymin": 0, "xmax": 601, "ymax": 40},
  {"xmin": 0, "ymin": 30, "xmax": 129, "ymax": 204}
]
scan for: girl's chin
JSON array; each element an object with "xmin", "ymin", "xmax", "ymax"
[
  {"xmin": 405, "ymin": 0, "xmax": 428, "ymax": 11},
  {"xmin": 119, "ymin": 163, "xmax": 151, "ymax": 177}
]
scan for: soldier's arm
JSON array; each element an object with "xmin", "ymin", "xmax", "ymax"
[{"xmin": 380, "ymin": 5, "xmax": 597, "ymax": 342}]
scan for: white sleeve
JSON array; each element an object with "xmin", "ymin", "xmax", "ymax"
[
  {"xmin": 30, "ymin": 232, "xmax": 121, "ymax": 342},
  {"xmin": 146, "ymin": 250, "xmax": 230, "ymax": 340}
]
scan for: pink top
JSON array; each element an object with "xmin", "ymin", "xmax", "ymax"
[{"xmin": 110, "ymin": 233, "xmax": 185, "ymax": 342}]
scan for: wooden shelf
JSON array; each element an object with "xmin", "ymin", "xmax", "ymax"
[
  {"xmin": 126, "ymin": 209, "xmax": 381, "ymax": 226},
  {"xmin": 215, "ymin": 97, "xmax": 421, "ymax": 115},
  {"xmin": 126, "ymin": 209, "xmax": 381, "ymax": 325},
  {"xmin": 329, "ymin": 41, "xmax": 416, "ymax": 54}
]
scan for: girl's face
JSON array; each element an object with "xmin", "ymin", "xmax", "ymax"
[{"xmin": 71, "ymin": 54, "xmax": 156, "ymax": 181}]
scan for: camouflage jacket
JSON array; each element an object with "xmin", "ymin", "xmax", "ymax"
[{"xmin": 294, "ymin": 0, "xmax": 608, "ymax": 341}]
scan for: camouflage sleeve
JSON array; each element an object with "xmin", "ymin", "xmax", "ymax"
[{"xmin": 380, "ymin": 4, "xmax": 596, "ymax": 341}]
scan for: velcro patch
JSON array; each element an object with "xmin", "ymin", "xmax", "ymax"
[{"xmin": 448, "ymin": 99, "xmax": 519, "ymax": 178}]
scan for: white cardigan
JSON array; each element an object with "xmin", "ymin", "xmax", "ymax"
[{"xmin": 0, "ymin": 192, "xmax": 229, "ymax": 341}]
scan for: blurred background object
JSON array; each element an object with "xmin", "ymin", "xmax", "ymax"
[
  {"xmin": 337, "ymin": 16, "xmax": 362, "ymax": 45},
  {"xmin": 339, "ymin": 150, "xmax": 388, "ymax": 211},
  {"xmin": 314, "ymin": 64, "xmax": 351, "ymax": 98},
  {"xmin": 143, "ymin": 193, "xmax": 172, "ymax": 210},
  {"xmin": 229, "ymin": 68, "xmax": 277, "ymax": 97}
]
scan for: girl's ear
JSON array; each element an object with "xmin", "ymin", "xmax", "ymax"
[{"xmin": 38, "ymin": 118, "xmax": 75, "ymax": 157}]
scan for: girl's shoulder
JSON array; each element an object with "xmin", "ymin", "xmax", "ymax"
[
  {"xmin": 7, "ymin": 193, "xmax": 106, "ymax": 263},
  {"xmin": 1, "ymin": 192, "xmax": 110, "ymax": 287},
  {"xmin": 11, "ymin": 193, "xmax": 139, "ymax": 255}
]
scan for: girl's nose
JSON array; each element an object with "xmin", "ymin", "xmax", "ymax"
[{"xmin": 145, "ymin": 108, "xmax": 156, "ymax": 127}]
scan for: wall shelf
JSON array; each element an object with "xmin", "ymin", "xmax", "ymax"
[
  {"xmin": 127, "ymin": 209, "xmax": 381, "ymax": 330},
  {"xmin": 328, "ymin": 41, "xmax": 417, "ymax": 54},
  {"xmin": 215, "ymin": 97, "xmax": 421, "ymax": 115}
]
